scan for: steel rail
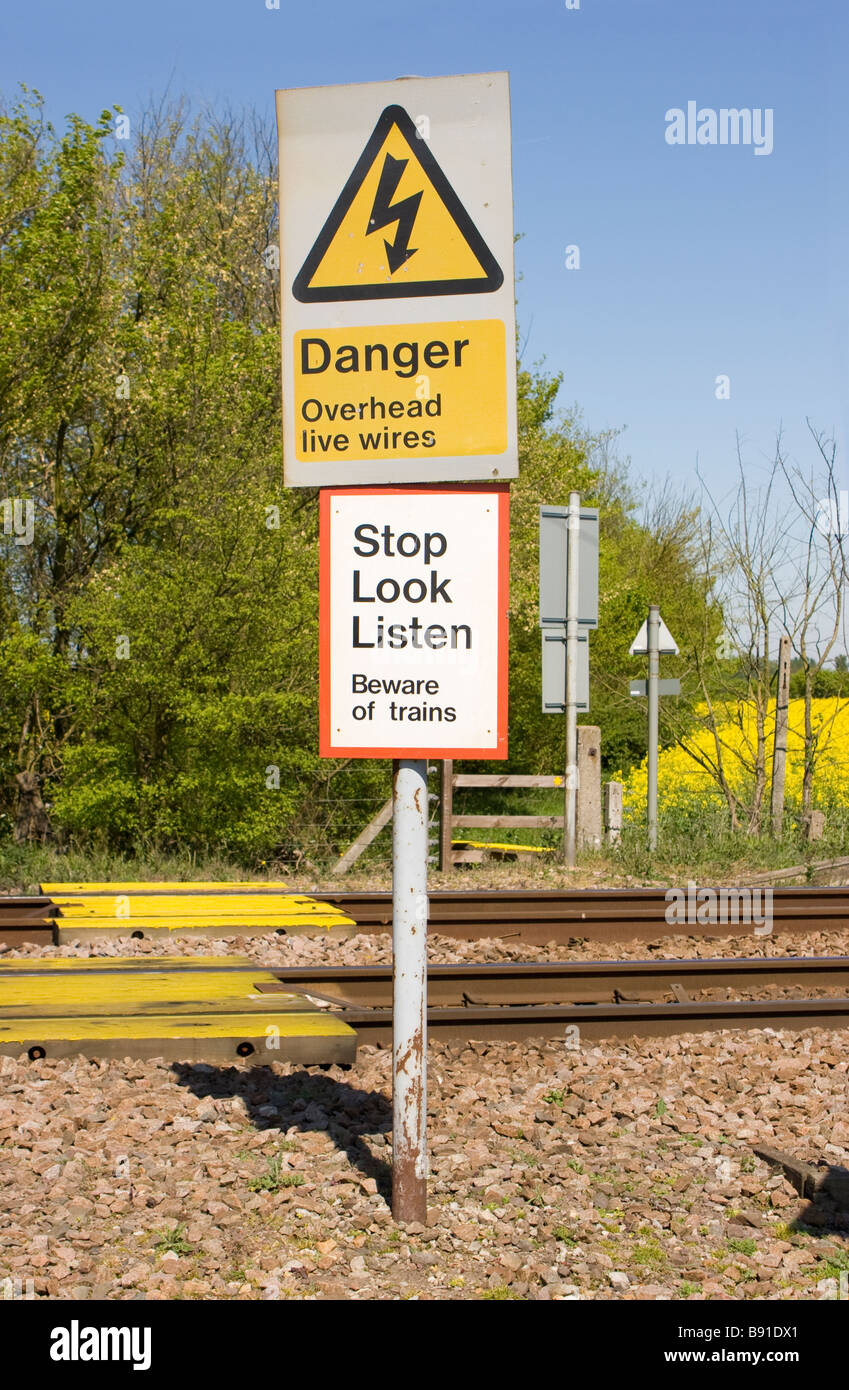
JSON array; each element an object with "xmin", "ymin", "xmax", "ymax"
[
  {"xmin": 333, "ymin": 995, "xmax": 849, "ymax": 1043},
  {"xmin": 313, "ymin": 887, "xmax": 849, "ymax": 943},
  {"xmin": 264, "ymin": 959, "xmax": 849, "ymax": 1042},
  {"xmin": 262, "ymin": 958, "xmax": 849, "ymax": 1041},
  {"xmin": 2, "ymin": 885, "xmax": 848, "ymax": 948},
  {"xmin": 265, "ymin": 957, "xmax": 849, "ymax": 1007}
]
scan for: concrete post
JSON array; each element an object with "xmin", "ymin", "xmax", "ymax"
[
  {"xmin": 577, "ymin": 726, "xmax": 602, "ymax": 850},
  {"xmin": 604, "ymin": 780, "xmax": 623, "ymax": 846}
]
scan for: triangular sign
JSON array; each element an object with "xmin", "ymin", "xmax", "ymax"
[
  {"xmin": 292, "ymin": 105, "xmax": 504, "ymax": 303},
  {"xmin": 629, "ymin": 615, "xmax": 680, "ymax": 655}
]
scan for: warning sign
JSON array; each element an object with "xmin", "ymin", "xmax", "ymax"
[
  {"xmin": 277, "ymin": 73, "xmax": 517, "ymax": 487},
  {"xmin": 293, "ymin": 105, "xmax": 503, "ymax": 302},
  {"xmin": 320, "ymin": 486, "xmax": 508, "ymax": 757},
  {"xmin": 295, "ymin": 320, "xmax": 506, "ymax": 462}
]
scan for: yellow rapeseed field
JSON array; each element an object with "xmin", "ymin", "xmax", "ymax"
[{"xmin": 618, "ymin": 698, "xmax": 849, "ymax": 818}]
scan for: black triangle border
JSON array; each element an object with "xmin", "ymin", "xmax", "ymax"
[{"xmin": 292, "ymin": 104, "xmax": 504, "ymax": 303}]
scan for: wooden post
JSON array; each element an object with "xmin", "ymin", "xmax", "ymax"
[
  {"xmin": 439, "ymin": 760, "xmax": 454, "ymax": 870},
  {"xmin": 604, "ymin": 781, "xmax": 623, "ymax": 846},
  {"xmin": 770, "ymin": 635, "xmax": 791, "ymax": 837}
]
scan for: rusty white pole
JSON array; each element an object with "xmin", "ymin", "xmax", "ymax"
[{"xmin": 392, "ymin": 757, "xmax": 428, "ymax": 1224}]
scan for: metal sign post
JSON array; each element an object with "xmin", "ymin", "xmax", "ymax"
[
  {"xmin": 629, "ymin": 606, "xmax": 679, "ymax": 852},
  {"xmin": 538, "ymin": 495, "xmax": 599, "ymax": 866},
  {"xmin": 564, "ymin": 493, "xmax": 581, "ymax": 866},
  {"xmin": 647, "ymin": 605, "xmax": 660, "ymax": 851},
  {"xmin": 392, "ymin": 758, "xmax": 428, "ymax": 1223}
]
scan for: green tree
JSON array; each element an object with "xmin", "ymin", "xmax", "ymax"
[{"xmin": 0, "ymin": 90, "xmax": 719, "ymax": 862}]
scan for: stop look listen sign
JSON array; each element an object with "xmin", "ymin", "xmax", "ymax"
[{"xmin": 320, "ymin": 487, "xmax": 508, "ymax": 757}]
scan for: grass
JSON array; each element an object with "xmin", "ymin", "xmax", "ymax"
[
  {"xmin": 632, "ymin": 1238, "xmax": 666, "ymax": 1268},
  {"xmin": 481, "ymin": 1283, "xmax": 522, "ymax": 1301},
  {"xmin": 553, "ymin": 1226, "xmax": 578, "ymax": 1247},
  {"xmin": 820, "ymin": 1250, "xmax": 849, "ymax": 1279},
  {"xmin": 153, "ymin": 1223, "xmax": 194, "ymax": 1257},
  {"xmin": 6, "ymin": 801, "xmax": 849, "ymax": 895},
  {"xmin": 0, "ymin": 840, "xmax": 271, "ymax": 893},
  {"xmin": 247, "ymin": 1156, "xmax": 305, "ymax": 1193},
  {"xmin": 727, "ymin": 1237, "xmax": 757, "ymax": 1256}
]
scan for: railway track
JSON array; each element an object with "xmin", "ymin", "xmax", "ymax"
[
  {"xmin": 1, "ymin": 885, "xmax": 848, "ymax": 947},
  {"xmin": 316, "ymin": 886, "xmax": 849, "ymax": 943},
  {"xmin": 265, "ymin": 956, "xmax": 849, "ymax": 1042}
]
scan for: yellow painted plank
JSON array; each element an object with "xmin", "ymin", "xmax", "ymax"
[
  {"xmin": 52, "ymin": 895, "xmax": 334, "ymax": 914},
  {"xmin": 0, "ymin": 955, "xmax": 245, "ymax": 972},
  {"xmin": 41, "ymin": 881, "xmax": 290, "ymax": 894},
  {"xmin": 452, "ymin": 840, "xmax": 554, "ymax": 854},
  {"xmin": 0, "ymin": 1010, "xmax": 354, "ymax": 1042},
  {"xmin": 0, "ymin": 997, "xmax": 320, "ymax": 1019},
  {"xmin": 53, "ymin": 917, "xmax": 351, "ymax": 928},
  {"xmin": 53, "ymin": 913, "xmax": 344, "ymax": 926},
  {"xmin": 49, "ymin": 897, "xmax": 354, "ymax": 929},
  {"xmin": 0, "ymin": 970, "xmax": 290, "ymax": 1012}
]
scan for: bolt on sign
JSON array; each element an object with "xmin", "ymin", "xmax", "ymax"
[
  {"xmin": 276, "ymin": 73, "xmax": 517, "ymax": 486},
  {"xmin": 320, "ymin": 487, "xmax": 508, "ymax": 757}
]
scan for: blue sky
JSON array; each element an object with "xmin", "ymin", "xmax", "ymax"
[{"xmin": 2, "ymin": 0, "xmax": 846, "ymax": 501}]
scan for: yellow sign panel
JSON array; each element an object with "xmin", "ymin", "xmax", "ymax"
[
  {"xmin": 293, "ymin": 105, "xmax": 503, "ymax": 303},
  {"xmin": 294, "ymin": 319, "xmax": 506, "ymax": 461}
]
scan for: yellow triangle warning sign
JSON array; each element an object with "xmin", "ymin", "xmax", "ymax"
[{"xmin": 293, "ymin": 105, "xmax": 503, "ymax": 302}]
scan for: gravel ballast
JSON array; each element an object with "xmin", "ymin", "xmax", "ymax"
[{"xmin": 0, "ymin": 930, "xmax": 847, "ymax": 1301}]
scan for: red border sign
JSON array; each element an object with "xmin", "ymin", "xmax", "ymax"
[{"xmin": 319, "ymin": 484, "xmax": 509, "ymax": 759}]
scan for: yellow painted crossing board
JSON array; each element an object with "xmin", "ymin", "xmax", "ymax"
[
  {"xmin": 0, "ymin": 955, "xmax": 356, "ymax": 1063},
  {"xmin": 51, "ymin": 895, "xmax": 335, "ymax": 916},
  {"xmin": 39, "ymin": 883, "xmax": 356, "ymax": 940},
  {"xmin": 41, "ymin": 882, "xmax": 292, "ymax": 893}
]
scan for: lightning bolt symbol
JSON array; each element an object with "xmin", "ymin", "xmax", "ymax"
[{"xmin": 366, "ymin": 153, "xmax": 423, "ymax": 274}]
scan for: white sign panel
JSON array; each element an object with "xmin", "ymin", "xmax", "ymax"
[
  {"xmin": 320, "ymin": 487, "xmax": 508, "ymax": 757},
  {"xmin": 277, "ymin": 72, "xmax": 517, "ymax": 487},
  {"xmin": 629, "ymin": 615, "xmax": 680, "ymax": 655}
]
